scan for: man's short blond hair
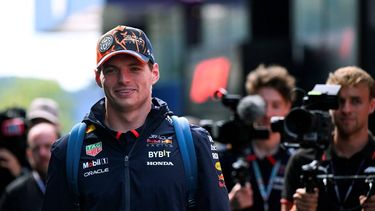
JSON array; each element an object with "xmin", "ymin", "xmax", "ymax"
[{"xmin": 326, "ymin": 66, "xmax": 375, "ymax": 98}]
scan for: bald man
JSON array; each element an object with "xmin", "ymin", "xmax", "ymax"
[{"xmin": 0, "ymin": 123, "xmax": 59, "ymax": 211}]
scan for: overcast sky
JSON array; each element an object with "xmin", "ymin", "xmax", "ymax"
[{"xmin": 0, "ymin": 0, "xmax": 100, "ymax": 91}]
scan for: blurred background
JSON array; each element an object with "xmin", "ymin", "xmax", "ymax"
[{"xmin": 0, "ymin": 0, "xmax": 374, "ymax": 133}]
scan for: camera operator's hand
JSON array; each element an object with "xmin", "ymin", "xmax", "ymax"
[
  {"xmin": 292, "ymin": 187, "xmax": 318, "ymax": 211},
  {"xmin": 229, "ymin": 182, "xmax": 253, "ymax": 210},
  {"xmin": 0, "ymin": 148, "xmax": 22, "ymax": 177},
  {"xmin": 360, "ymin": 195, "xmax": 375, "ymax": 211}
]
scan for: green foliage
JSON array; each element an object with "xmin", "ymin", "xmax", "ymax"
[{"xmin": 0, "ymin": 77, "xmax": 75, "ymax": 134}]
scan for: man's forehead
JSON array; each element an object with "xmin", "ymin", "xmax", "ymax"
[
  {"xmin": 339, "ymin": 84, "xmax": 370, "ymax": 97},
  {"xmin": 30, "ymin": 141, "xmax": 53, "ymax": 147},
  {"xmin": 103, "ymin": 53, "xmax": 145, "ymax": 66}
]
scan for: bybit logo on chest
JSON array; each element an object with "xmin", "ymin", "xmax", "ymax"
[{"xmin": 148, "ymin": 150, "xmax": 171, "ymax": 158}]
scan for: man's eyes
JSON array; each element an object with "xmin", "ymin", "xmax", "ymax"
[
  {"xmin": 102, "ymin": 67, "xmax": 142, "ymax": 74},
  {"xmin": 351, "ymin": 98, "xmax": 361, "ymax": 105},
  {"xmin": 339, "ymin": 98, "xmax": 362, "ymax": 105},
  {"xmin": 272, "ymin": 104, "xmax": 281, "ymax": 109},
  {"xmin": 102, "ymin": 67, "xmax": 117, "ymax": 74},
  {"xmin": 129, "ymin": 66, "xmax": 142, "ymax": 72}
]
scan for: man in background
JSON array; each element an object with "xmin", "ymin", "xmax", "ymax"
[
  {"xmin": 0, "ymin": 122, "xmax": 59, "ymax": 211},
  {"xmin": 27, "ymin": 98, "xmax": 60, "ymax": 131},
  {"xmin": 224, "ymin": 64, "xmax": 296, "ymax": 210},
  {"xmin": 282, "ymin": 66, "xmax": 375, "ymax": 210}
]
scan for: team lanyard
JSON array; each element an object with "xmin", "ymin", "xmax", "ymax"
[
  {"xmin": 251, "ymin": 158, "xmax": 281, "ymax": 211},
  {"xmin": 330, "ymin": 158, "xmax": 365, "ymax": 208}
]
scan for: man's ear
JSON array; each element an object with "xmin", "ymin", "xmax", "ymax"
[
  {"xmin": 369, "ymin": 98, "xmax": 375, "ymax": 114},
  {"xmin": 26, "ymin": 148, "xmax": 33, "ymax": 163},
  {"xmin": 95, "ymin": 69, "xmax": 102, "ymax": 88},
  {"xmin": 152, "ymin": 63, "xmax": 160, "ymax": 85}
]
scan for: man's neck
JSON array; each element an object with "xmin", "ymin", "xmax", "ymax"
[
  {"xmin": 105, "ymin": 101, "xmax": 151, "ymax": 132},
  {"xmin": 333, "ymin": 129, "xmax": 369, "ymax": 158},
  {"xmin": 252, "ymin": 132, "xmax": 280, "ymax": 158},
  {"xmin": 35, "ymin": 170, "xmax": 47, "ymax": 183}
]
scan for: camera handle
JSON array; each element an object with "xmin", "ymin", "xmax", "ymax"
[
  {"xmin": 366, "ymin": 175, "xmax": 375, "ymax": 197},
  {"xmin": 301, "ymin": 160, "xmax": 319, "ymax": 193},
  {"xmin": 232, "ymin": 157, "xmax": 250, "ymax": 187}
]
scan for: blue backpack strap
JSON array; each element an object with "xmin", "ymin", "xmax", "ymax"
[
  {"xmin": 171, "ymin": 116, "xmax": 197, "ymax": 208},
  {"xmin": 66, "ymin": 122, "xmax": 87, "ymax": 204}
]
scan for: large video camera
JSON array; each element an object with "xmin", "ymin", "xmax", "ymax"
[
  {"xmin": 201, "ymin": 89, "xmax": 271, "ymax": 187},
  {"xmin": 271, "ymin": 84, "xmax": 375, "ymax": 198},
  {"xmin": 200, "ymin": 88, "xmax": 269, "ymax": 149},
  {"xmin": 271, "ymin": 84, "xmax": 375, "ymax": 197},
  {"xmin": 271, "ymin": 84, "xmax": 341, "ymax": 151}
]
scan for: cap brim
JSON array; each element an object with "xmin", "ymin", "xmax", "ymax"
[{"xmin": 97, "ymin": 50, "xmax": 150, "ymax": 69}]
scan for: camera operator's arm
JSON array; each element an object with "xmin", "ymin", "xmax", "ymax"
[
  {"xmin": 281, "ymin": 148, "xmax": 318, "ymax": 211},
  {"xmin": 360, "ymin": 195, "xmax": 375, "ymax": 211},
  {"xmin": 0, "ymin": 148, "xmax": 22, "ymax": 177},
  {"xmin": 291, "ymin": 188, "xmax": 318, "ymax": 211},
  {"xmin": 228, "ymin": 182, "xmax": 253, "ymax": 210}
]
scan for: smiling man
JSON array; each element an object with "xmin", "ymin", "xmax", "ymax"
[{"xmin": 42, "ymin": 25, "xmax": 230, "ymax": 211}]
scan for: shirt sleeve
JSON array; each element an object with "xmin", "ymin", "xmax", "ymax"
[
  {"xmin": 282, "ymin": 153, "xmax": 300, "ymax": 203},
  {"xmin": 192, "ymin": 126, "xmax": 230, "ymax": 211},
  {"xmin": 282, "ymin": 148, "xmax": 314, "ymax": 203},
  {"xmin": 42, "ymin": 137, "xmax": 76, "ymax": 211}
]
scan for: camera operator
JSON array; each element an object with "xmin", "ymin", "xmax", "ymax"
[
  {"xmin": 281, "ymin": 66, "xmax": 375, "ymax": 211},
  {"xmin": 224, "ymin": 64, "xmax": 296, "ymax": 210},
  {"xmin": 0, "ymin": 107, "xmax": 30, "ymax": 196}
]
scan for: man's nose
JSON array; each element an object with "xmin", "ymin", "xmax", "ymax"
[
  {"xmin": 118, "ymin": 69, "xmax": 131, "ymax": 83},
  {"xmin": 340, "ymin": 101, "xmax": 352, "ymax": 113}
]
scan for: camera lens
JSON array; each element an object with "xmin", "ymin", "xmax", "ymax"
[{"xmin": 284, "ymin": 108, "xmax": 315, "ymax": 135}]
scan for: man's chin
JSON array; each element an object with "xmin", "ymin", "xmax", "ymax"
[
  {"xmin": 338, "ymin": 126, "xmax": 356, "ymax": 136},
  {"xmin": 34, "ymin": 167, "xmax": 48, "ymax": 178},
  {"xmin": 111, "ymin": 99, "xmax": 133, "ymax": 110}
]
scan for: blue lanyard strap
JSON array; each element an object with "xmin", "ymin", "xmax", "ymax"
[
  {"xmin": 251, "ymin": 160, "xmax": 281, "ymax": 211},
  {"xmin": 330, "ymin": 159, "xmax": 365, "ymax": 205}
]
